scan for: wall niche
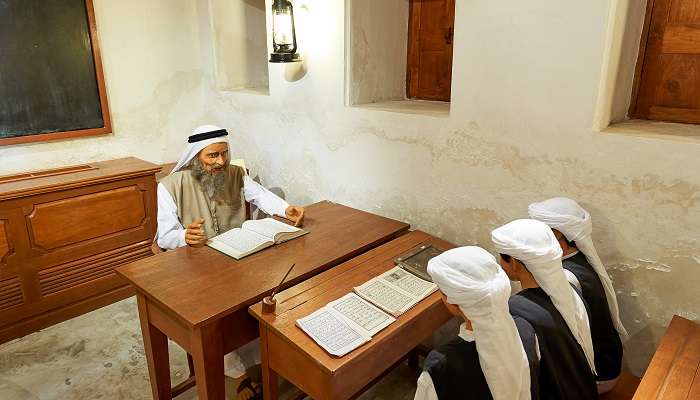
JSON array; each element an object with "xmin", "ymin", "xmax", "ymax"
[
  {"xmin": 346, "ymin": 0, "xmax": 451, "ymax": 117},
  {"xmin": 209, "ymin": 0, "xmax": 269, "ymax": 94}
]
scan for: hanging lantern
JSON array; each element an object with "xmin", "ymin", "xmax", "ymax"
[{"xmin": 269, "ymin": 0, "xmax": 301, "ymax": 63}]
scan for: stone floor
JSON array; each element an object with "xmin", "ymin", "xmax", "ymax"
[{"xmin": 0, "ymin": 297, "xmax": 419, "ymax": 400}]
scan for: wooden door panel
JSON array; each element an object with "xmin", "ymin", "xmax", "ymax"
[
  {"xmin": 407, "ymin": 0, "xmax": 455, "ymax": 101},
  {"xmin": 632, "ymin": 0, "xmax": 700, "ymax": 122},
  {"xmin": 656, "ymin": 55, "xmax": 700, "ymax": 108},
  {"xmin": 662, "ymin": 24, "xmax": 700, "ymax": 53},
  {"xmin": 670, "ymin": 0, "xmax": 700, "ymax": 22}
]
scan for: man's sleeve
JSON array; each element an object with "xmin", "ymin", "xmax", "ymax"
[
  {"xmin": 242, "ymin": 175, "xmax": 289, "ymax": 218},
  {"xmin": 414, "ymin": 371, "xmax": 438, "ymax": 400},
  {"xmin": 156, "ymin": 183, "xmax": 187, "ymax": 249}
]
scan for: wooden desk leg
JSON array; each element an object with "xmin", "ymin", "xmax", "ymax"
[
  {"xmin": 260, "ymin": 326, "xmax": 279, "ymax": 400},
  {"xmin": 137, "ymin": 294, "xmax": 173, "ymax": 400},
  {"xmin": 191, "ymin": 323, "xmax": 226, "ymax": 400}
]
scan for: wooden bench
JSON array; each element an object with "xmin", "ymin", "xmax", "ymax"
[{"xmin": 633, "ymin": 315, "xmax": 700, "ymax": 399}]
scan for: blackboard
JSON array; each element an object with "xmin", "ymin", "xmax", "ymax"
[{"xmin": 0, "ymin": 0, "xmax": 111, "ymax": 146}]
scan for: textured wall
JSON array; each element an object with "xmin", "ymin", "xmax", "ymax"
[
  {"xmin": 0, "ymin": 0, "xmax": 207, "ymax": 175},
  {"xmin": 349, "ymin": 0, "xmax": 409, "ymax": 105},
  {"xmin": 199, "ymin": 0, "xmax": 700, "ymax": 375}
]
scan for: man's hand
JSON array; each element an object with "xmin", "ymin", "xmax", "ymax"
[
  {"xmin": 285, "ymin": 206, "xmax": 305, "ymax": 227},
  {"xmin": 185, "ymin": 218, "xmax": 208, "ymax": 247}
]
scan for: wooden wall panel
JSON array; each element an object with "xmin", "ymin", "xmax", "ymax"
[
  {"xmin": 0, "ymin": 220, "xmax": 11, "ymax": 266},
  {"xmin": 39, "ymin": 242, "xmax": 151, "ymax": 297},
  {"xmin": 0, "ymin": 276, "xmax": 23, "ymax": 311},
  {"xmin": 27, "ymin": 185, "xmax": 147, "ymax": 251}
]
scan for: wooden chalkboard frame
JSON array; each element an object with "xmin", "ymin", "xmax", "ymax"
[{"xmin": 0, "ymin": 0, "xmax": 111, "ymax": 147}]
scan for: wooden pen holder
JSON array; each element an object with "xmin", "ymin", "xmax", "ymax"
[{"xmin": 262, "ymin": 296, "xmax": 277, "ymax": 314}]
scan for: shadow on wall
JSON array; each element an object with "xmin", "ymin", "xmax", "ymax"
[{"xmin": 583, "ymin": 202, "xmax": 667, "ymax": 377}]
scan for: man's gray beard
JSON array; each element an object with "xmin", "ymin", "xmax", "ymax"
[{"xmin": 191, "ymin": 158, "xmax": 226, "ymax": 198}]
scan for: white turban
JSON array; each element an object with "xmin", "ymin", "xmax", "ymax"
[
  {"xmin": 491, "ymin": 219, "xmax": 596, "ymax": 373},
  {"xmin": 528, "ymin": 197, "xmax": 628, "ymax": 339},
  {"xmin": 428, "ymin": 246, "xmax": 531, "ymax": 400},
  {"xmin": 171, "ymin": 125, "xmax": 230, "ymax": 174}
]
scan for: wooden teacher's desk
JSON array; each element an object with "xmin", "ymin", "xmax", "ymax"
[
  {"xmin": 249, "ymin": 230, "xmax": 454, "ymax": 400},
  {"xmin": 116, "ymin": 201, "xmax": 409, "ymax": 400}
]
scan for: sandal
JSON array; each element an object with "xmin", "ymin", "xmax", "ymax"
[{"xmin": 236, "ymin": 377, "xmax": 263, "ymax": 400}]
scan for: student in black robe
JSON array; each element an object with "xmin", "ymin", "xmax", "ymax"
[
  {"xmin": 529, "ymin": 197, "xmax": 626, "ymax": 393},
  {"xmin": 414, "ymin": 246, "xmax": 540, "ymax": 400},
  {"xmin": 492, "ymin": 219, "xmax": 598, "ymax": 400}
]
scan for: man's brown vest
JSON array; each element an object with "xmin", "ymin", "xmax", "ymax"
[{"xmin": 160, "ymin": 165, "xmax": 247, "ymax": 238}]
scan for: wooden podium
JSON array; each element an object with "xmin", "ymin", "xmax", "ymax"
[{"xmin": 0, "ymin": 157, "xmax": 160, "ymax": 343}]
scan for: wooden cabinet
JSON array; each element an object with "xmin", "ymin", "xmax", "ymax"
[{"xmin": 0, "ymin": 158, "xmax": 160, "ymax": 343}]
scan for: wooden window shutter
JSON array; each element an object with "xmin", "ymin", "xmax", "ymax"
[
  {"xmin": 407, "ymin": 0, "xmax": 456, "ymax": 102},
  {"xmin": 631, "ymin": 0, "xmax": 700, "ymax": 124}
]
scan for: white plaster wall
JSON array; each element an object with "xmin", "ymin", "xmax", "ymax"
[
  {"xmin": 198, "ymin": 0, "xmax": 700, "ymax": 375},
  {"xmin": 349, "ymin": 0, "xmax": 409, "ymax": 105},
  {"xmin": 0, "ymin": 0, "xmax": 207, "ymax": 174},
  {"xmin": 209, "ymin": 0, "xmax": 269, "ymax": 91}
]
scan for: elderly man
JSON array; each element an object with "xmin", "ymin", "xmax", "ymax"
[
  {"xmin": 156, "ymin": 125, "xmax": 304, "ymax": 250},
  {"xmin": 156, "ymin": 125, "xmax": 305, "ymax": 399},
  {"xmin": 492, "ymin": 219, "xmax": 597, "ymax": 400},
  {"xmin": 529, "ymin": 197, "xmax": 625, "ymax": 393},
  {"xmin": 414, "ymin": 246, "xmax": 540, "ymax": 400}
]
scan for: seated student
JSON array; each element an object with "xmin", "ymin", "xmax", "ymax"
[
  {"xmin": 529, "ymin": 197, "xmax": 626, "ymax": 393},
  {"xmin": 414, "ymin": 246, "xmax": 540, "ymax": 400},
  {"xmin": 492, "ymin": 219, "xmax": 598, "ymax": 400}
]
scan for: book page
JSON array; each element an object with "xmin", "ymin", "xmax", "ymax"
[
  {"xmin": 353, "ymin": 280, "xmax": 416, "ymax": 317},
  {"xmin": 210, "ymin": 228, "xmax": 271, "ymax": 257},
  {"xmin": 328, "ymin": 293, "xmax": 395, "ymax": 337},
  {"xmin": 380, "ymin": 267, "xmax": 437, "ymax": 299},
  {"xmin": 296, "ymin": 308, "xmax": 369, "ymax": 357},
  {"xmin": 243, "ymin": 218, "xmax": 302, "ymax": 242}
]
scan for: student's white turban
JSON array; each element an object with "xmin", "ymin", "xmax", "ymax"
[
  {"xmin": 529, "ymin": 197, "xmax": 627, "ymax": 339},
  {"xmin": 428, "ymin": 246, "xmax": 531, "ymax": 400},
  {"xmin": 171, "ymin": 125, "xmax": 230, "ymax": 174},
  {"xmin": 492, "ymin": 219, "xmax": 596, "ymax": 373}
]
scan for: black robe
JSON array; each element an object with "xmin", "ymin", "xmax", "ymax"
[
  {"xmin": 563, "ymin": 251, "xmax": 623, "ymax": 381},
  {"xmin": 423, "ymin": 317, "xmax": 540, "ymax": 400},
  {"xmin": 509, "ymin": 288, "xmax": 598, "ymax": 400}
]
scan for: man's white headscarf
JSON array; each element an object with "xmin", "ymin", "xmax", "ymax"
[
  {"xmin": 428, "ymin": 246, "xmax": 531, "ymax": 400},
  {"xmin": 171, "ymin": 125, "xmax": 230, "ymax": 174},
  {"xmin": 528, "ymin": 197, "xmax": 628, "ymax": 339},
  {"xmin": 492, "ymin": 219, "xmax": 596, "ymax": 373}
]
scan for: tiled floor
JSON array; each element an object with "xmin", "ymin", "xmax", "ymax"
[{"xmin": 0, "ymin": 297, "xmax": 420, "ymax": 400}]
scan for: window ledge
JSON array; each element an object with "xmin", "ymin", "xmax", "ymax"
[
  {"xmin": 602, "ymin": 119, "xmax": 700, "ymax": 144},
  {"xmin": 220, "ymin": 87, "xmax": 270, "ymax": 96},
  {"xmin": 353, "ymin": 100, "xmax": 450, "ymax": 118}
]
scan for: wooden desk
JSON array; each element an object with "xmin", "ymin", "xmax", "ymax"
[
  {"xmin": 249, "ymin": 230, "xmax": 454, "ymax": 400},
  {"xmin": 0, "ymin": 157, "xmax": 159, "ymax": 343},
  {"xmin": 634, "ymin": 315, "xmax": 700, "ymax": 399},
  {"xmin": 116, "ymin": 201, "xmax": 409, "ymax": 400}
]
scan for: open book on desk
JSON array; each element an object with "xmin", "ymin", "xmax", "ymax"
[
  {"xmin": 207, "ymin": 218, "xmax": 308, "ymax": 260},
  {"xmin": 296, "ymin": 293, "xmax": 396, "ymax": 357},
  {"xmin": 352, "ymin": 266, "xmax": 438, "ymax": 318}
]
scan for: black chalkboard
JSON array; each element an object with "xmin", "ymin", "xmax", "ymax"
[{"xmin": 0, "ymin": 0, "xmax": 109, "ymax": 144}]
